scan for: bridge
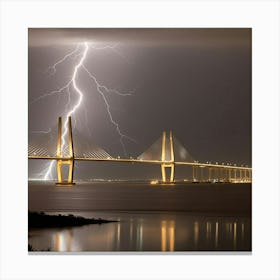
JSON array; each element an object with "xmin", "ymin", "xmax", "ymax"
[{"xmin": 28, "ymin": 117, "xmax": 252, "ymax": 185}]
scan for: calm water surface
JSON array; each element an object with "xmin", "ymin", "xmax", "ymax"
[
  {"xmin": 28, "ymin": 211, "xmax": 251, "ymax": 252},
  {"xmin": 28, "ymin": 182, "xmax": 251, "ymax": 252}
]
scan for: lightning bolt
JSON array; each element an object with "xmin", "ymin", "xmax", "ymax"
[
  {"xmin": 30, "ymin": 128, "xmax": 51, "ymax": 134},
  {"xmin": 61, "ymin": 42, "xmax": 88, "ymax": 154},
  {"xmin": 29, "ymin": 127, "xmax": 55, "ymax": 180},
  {"xmin": 30, "ymin": 41, "xmax": 134, "ymax": 180},
  {"xmin": 82, "ymin": 64, "xmax": 136, "ymax": 154},
  {"xmin": 46, "ymin": 44, "xmax": 81, "ymax": 75}
]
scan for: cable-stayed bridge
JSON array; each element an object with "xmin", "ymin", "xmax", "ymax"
[{"xmin": 28, "ymin": 117, "xmax": 252, "ymax": 185}]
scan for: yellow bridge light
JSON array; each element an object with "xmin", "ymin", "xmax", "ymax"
[{"xmin": 150, "ymin": 180, "xmax": 159, "ymax": 185}]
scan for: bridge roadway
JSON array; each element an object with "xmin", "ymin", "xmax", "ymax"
[{"xmin": 28, "ymin": 155, "xmax": 251, "ymax": 171}]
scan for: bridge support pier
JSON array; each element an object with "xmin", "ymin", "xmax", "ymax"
[
  {"xmin": 228, "ymin": 169, "xmax": 231, "ymax": 182},
  {"xmin": 56, "ymin": 116, "xmax": 75, "ymax": 186},
  {"xmin": 219, "ymin": 168, "xmax": 223, "ymax": 182},
  {"xmin": 249, "ymin": 169, "xmax": 252, "ymax": 181},
  {"xmin": 239, "ymin": 169, "xmax": 242, "ymax": 182},
  {"xmin": 208, "ymin": 168, "xmax": 211, "ymax": 182},
  {"xmin": 192, "ymin": 166, "xmax": 195, "ymax": 182},
  {"xmin": 161, "ymin": 163, "xmax": 175, "ymax": 183},
  {"xmin": 161, "ymin": 131, "xmax": 175, "ymax": 183},
  {"xmin": 200, "ymin": 167, "xmax": 204, "ymax": 182}
]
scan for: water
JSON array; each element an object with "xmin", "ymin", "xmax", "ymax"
[
  {"xmin": 28, "ymin": 182, "xmax": 251, "ymax": 252},
  {"xmin": 29, "ymin": 211, "xmax": 251, "ymax": 252}
]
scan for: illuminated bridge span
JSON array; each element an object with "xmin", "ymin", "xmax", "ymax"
[{"xmin": 28, "ymin": 117, "xmax": 252, "ymax": 185}]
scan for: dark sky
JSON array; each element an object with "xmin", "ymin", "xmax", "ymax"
[{"xmin": 28, "ymin": 28, "xmax": 251, "ymax": 180}]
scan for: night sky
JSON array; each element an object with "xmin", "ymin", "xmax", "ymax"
[{"xmin": 28, "ymin": 28, "xmax": 251, "ymax": 180}]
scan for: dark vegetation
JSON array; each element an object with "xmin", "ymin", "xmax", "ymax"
[
  {"xmin": 28, "ymin": 211, "xmax": 117, "ymax": 228},
  {"xmin": 28, "ymin": 243, "xmax": 50, "ymax": 252}
]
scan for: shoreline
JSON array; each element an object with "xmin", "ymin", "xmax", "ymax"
[{"xmin": 28, "ymin": 211, "xmax": 117, "ymax": 228}]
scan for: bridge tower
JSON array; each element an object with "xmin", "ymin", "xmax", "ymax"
[
  {"xmin": 161, "ymin": 131, "xmax": 175, "ymax": 183},
  {"xmin": 56, "ymin": 116, "xmax": 75, "ymax": 186}
]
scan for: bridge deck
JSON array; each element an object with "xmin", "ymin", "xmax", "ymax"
[{"xmin": 28, "ymin": 156, "xmax": 251, "ymax": 170}]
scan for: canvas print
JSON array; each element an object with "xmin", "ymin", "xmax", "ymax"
[{"xmin": 28, "ymin": 28, "xmax": 252, "ymax": 252}]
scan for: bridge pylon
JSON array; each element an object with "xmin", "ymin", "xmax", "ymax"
[
  {"xmin": 161, "ymin": 131, "xmax": 175, "ymax": 183},
  {"xmin": 56, "ymin": 116, "xmax": 75, "ymax": 186}
]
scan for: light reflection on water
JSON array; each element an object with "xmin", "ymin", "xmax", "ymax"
[
  {"xmin": 161, "ymin": 220, "xmax": 175, "ymax": 251},
  {"xmin": 28, "ymin": 212, "xmax": 251, "ymax": 252}
]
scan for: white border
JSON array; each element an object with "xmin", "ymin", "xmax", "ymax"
[{"xmin": 0, "ymin": 0, "xmax": 279, "ymax": 279}]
